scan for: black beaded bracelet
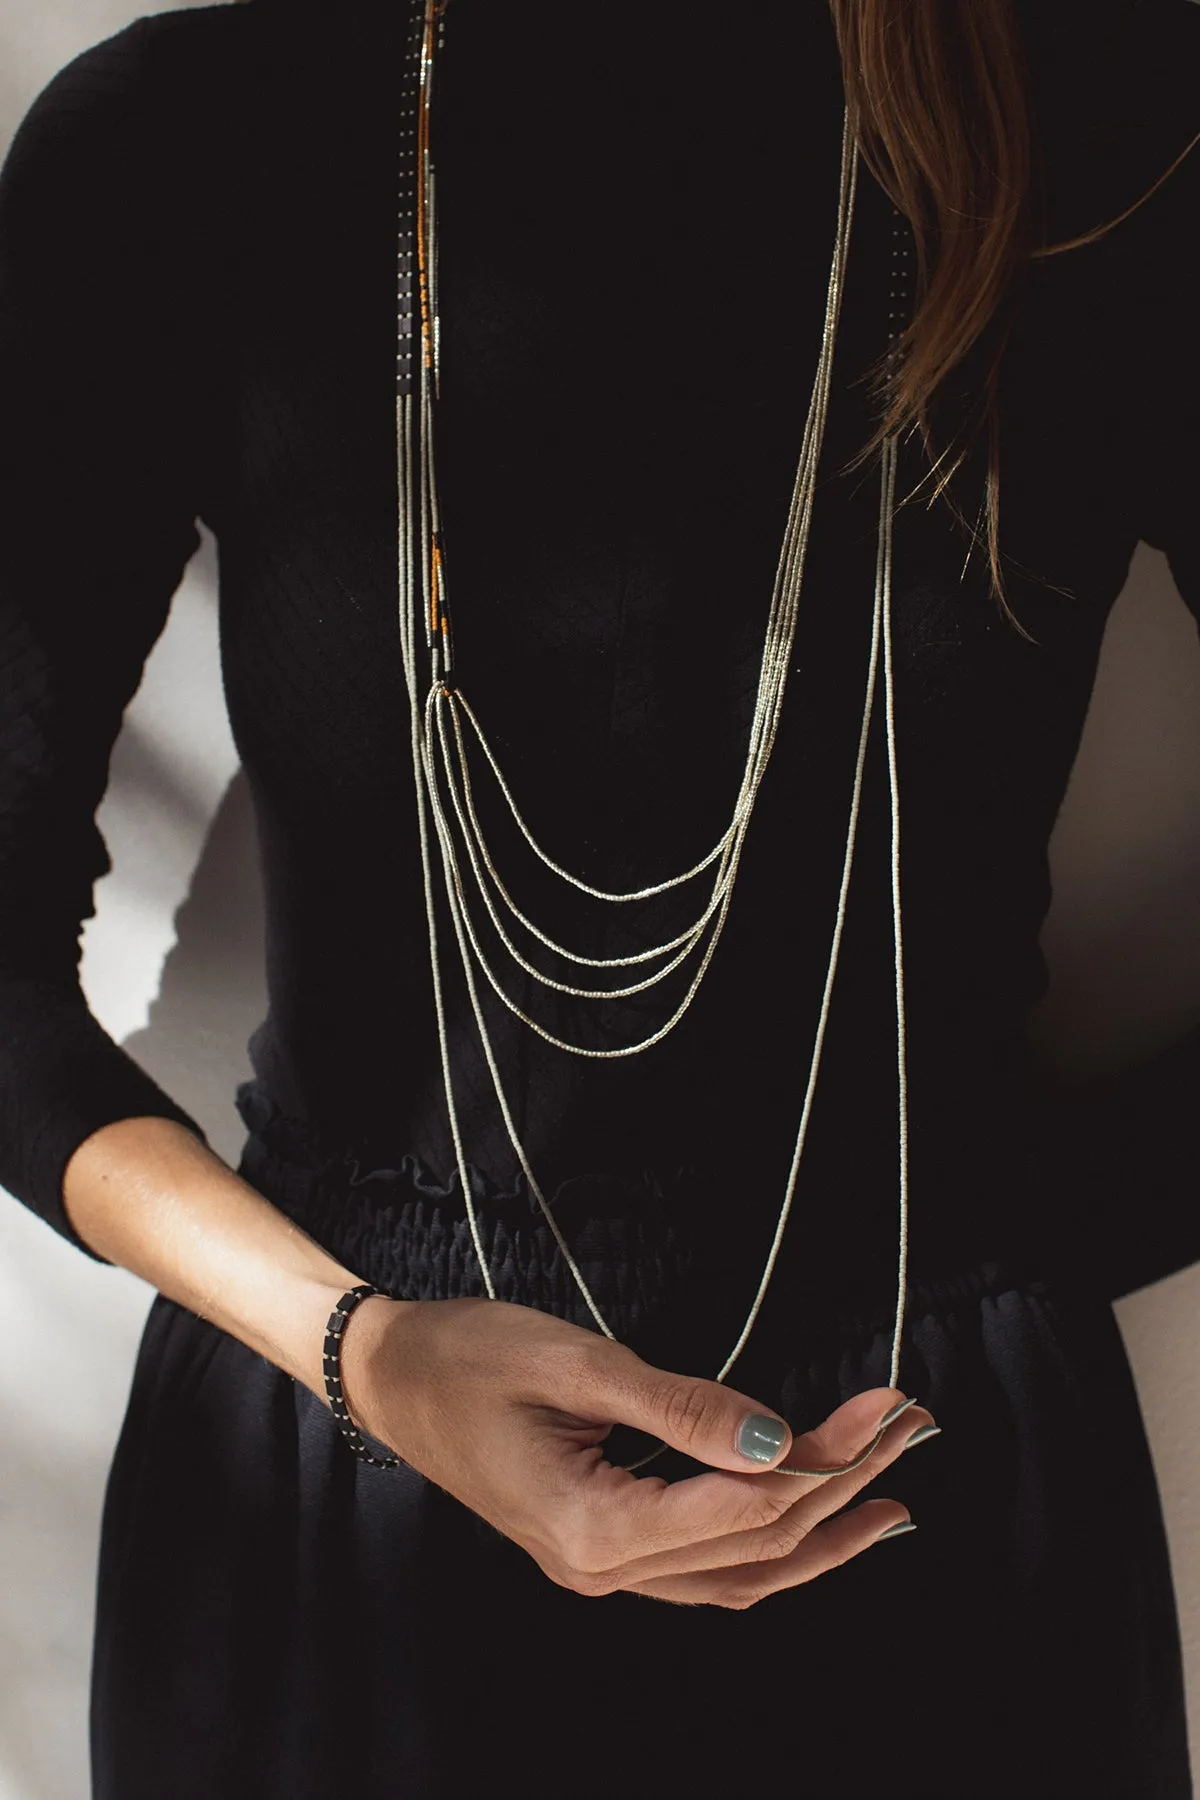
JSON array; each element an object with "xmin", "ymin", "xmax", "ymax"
[{"xmin": 323, "ymin": 1284, "xmax": 403, "ymax": 1470}]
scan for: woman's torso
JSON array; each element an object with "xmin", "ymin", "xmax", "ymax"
[{"xmin": 142, "ymin": 0, "xmax": 1199, "ymax": 1317}]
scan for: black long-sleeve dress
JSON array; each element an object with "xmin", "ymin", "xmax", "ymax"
[{"xmin": 1, "ymin": 1, "xmax": 1198, "ymax": 1793}]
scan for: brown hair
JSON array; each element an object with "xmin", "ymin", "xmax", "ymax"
[{"xmin": 830, "ymin": 0, "xmax": 1200, "ymax": 607}]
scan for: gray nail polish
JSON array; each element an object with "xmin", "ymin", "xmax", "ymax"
[
  {"xmin": 904, "ymin": 1423, "xmax": 942, "ymax": 1449},
  {"xmin": 737, "ymin": 1414, "xmax": 788, "ymax": 1464},
  {"xmin": 876, "ymin": 1396, "xmax": 918, "ymax": 1432},
  {"xmin": 877, "ymin": 1520, "xmax": 918, "ymax": 1541}
]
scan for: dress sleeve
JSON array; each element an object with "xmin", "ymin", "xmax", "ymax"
[
  {"xmin": 1050, "ymin": 107, "xmax": 1200, "ymax": 1303},
  {"xmin": 0, "ymin": 23, "xmax": 216, "ymax": 1258},
  {"xmin": 1134, "ymin": 114, "xmax": 1200, "ymax": 620}
]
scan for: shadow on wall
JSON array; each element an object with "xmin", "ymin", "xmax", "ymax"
[{"xmin": 122, "ymin": 768, "xmax": 267, "ymax": 1170}]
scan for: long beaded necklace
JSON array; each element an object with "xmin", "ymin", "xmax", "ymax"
[{"xmin": 395, "ymin": 0, "xmax": 910, "ymax": 1455}]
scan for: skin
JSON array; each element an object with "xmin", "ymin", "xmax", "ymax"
[{"xmin": 64, "ymin": 1115, "xmax": 935, "ymax": 1607}]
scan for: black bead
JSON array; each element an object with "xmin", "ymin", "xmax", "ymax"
[{"xmin": 321, "ymin": 1283, "xmax": 403, "ymax": 1471}]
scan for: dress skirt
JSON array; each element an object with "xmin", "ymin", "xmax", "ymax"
[{"xmin": 89, "ymin": 1082, "xmax": 1192, "ymax": 1798}]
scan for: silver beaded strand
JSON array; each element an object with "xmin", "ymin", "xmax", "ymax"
[{"xmin": 394, "ymin": 0, "xmax": 911, "ymax": 1451}]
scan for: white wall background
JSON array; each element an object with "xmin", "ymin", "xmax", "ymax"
[{"xmin": 0, "ymin": 6, "xmax": 1199, "ymax": 1798}]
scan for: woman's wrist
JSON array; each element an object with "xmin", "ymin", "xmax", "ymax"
[
  {"xmin": 62, "ymin": 1115, "xmax": 389, "ymax": 1402},
  {"xmin": 263, "ymin": 1273, "xmax": 362, "ymax": 1399},
  {"xmin": 328, "ymin": 1290, "xmax": 411, "ymax": 1447}
]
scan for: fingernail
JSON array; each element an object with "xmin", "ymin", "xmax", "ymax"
[
  {"xmin": 876, "ymin": 1396, "xmax": 918, "ymax": 1433},
  {"xmin": 877, "ymin": 1519, "xmax": 918, "ymax": 1541},
  {"xmin": 904, "ymin": 1423, "xmax": 942, "ymax": 1449},
  {"xmin": 737, "ymin": 1414, "xmax": 788, "ymax": 1464}
]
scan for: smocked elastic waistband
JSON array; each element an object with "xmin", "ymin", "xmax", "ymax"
[{"xmin": 233, "ymin": 1079, "xmax": 1057, "ymax": 1363}]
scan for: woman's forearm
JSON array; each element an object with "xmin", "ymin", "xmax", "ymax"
[
  {"xmin": 60, "ymin": 1113, "xmax": 932, "ymax": 1612},
  {"xmin": 61, "ymin": 1115, "xmax": 390, "ymax": 1400}
]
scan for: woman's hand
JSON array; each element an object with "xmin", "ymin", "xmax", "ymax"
[
  {"xmin": 342, "ymin": 1295, "xmax": 936, "ymax": 1609},
  {"xmin": 56, "ymin": 1118, "xmax": 934, "ymax": 1611}
]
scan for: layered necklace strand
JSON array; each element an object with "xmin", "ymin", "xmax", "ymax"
[{"xmin": 395, "ymin": 0, "xmax": 910, "ymax": 1408}]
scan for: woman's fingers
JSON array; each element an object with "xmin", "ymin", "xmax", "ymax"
[
  {"xmin": 622, "ymin": 1498, "xmax": 914, "ymax": 1609},
  {"xmin": 778, "ymin": 1389, "xmax": 920, "ymax": 1476},
  {"xmin": 583, "ymin": 1401, "xmax": 935, "ymax": 1587},
  {"xmin": 588, "ymin": 1387, "xmax": 928, "ymax": 1566},
  {"xmin": 566, "ymin": 1337, "xmax": 797, "ymax": 1474}
]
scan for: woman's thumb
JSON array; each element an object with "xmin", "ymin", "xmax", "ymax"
[{"xmin": 591, "ymin": 1344, "xmax": 793, "ymax": 1472}]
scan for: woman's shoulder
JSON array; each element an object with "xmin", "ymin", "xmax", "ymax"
[
  {"xmin": 0, "ymin": 6, "xmax": 268, "ymax": 255},
  {"xmin": 22, "ymin": 5, "xmax": 257, "ymax": 109},
  {"xmin": 1023, "ymin": 0, "xmax": 1199, "ymax": 244},
  {"xmin": 3, "ymin": 7, "xmax": 261, "ymax": 182}
]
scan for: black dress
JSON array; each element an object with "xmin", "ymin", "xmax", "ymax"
[{"xmin": 1, "ymin": 1, "xmax": 1198, "ymax": 1793}]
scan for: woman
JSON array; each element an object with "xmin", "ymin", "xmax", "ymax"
[{"xmin": 0, "ymin": 0, "xmax": 1197, "ymax": 1792}]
